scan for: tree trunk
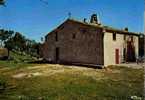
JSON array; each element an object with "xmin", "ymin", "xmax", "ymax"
[{"xmin": 7, "ymin": 49, "xmax": 10, "ymax": 59}]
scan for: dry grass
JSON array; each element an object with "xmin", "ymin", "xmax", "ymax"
[{"xmin": 0, "ymin": 64, "xmax": 144, "ymax": 100}]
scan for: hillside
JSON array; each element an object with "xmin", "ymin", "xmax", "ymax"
[{"xmin": 0, "ymin": 51, "xmax": 36, "ymax": 68}]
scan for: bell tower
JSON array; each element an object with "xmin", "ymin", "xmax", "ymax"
[{"xmin": 90, "ymin": 14, "xmax": 98, "ymax": 24}]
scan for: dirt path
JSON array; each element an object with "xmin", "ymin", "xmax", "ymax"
[
  {"xmin": 11, "ymin": 64, "xmax": 107, "ymax": 80},
  {"xmin": 117, "ymin": 63, "xmax": 144, "ymax": 69}
]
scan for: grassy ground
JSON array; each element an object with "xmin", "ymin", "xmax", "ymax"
[
  {"xmin": 0, "ymin": 63, "xmax": 144, "ymax": 100},
  {"xmin": 0, "ymin": 51, "xmax": 36, "ymax": 68}
]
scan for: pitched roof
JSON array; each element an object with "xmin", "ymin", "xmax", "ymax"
[
  {"xmin": 67, "ymin": 18, "xmax": 140, "ymax": 36},
  {"xmin": 46, "ymin": 18, "xmax": 140, "ymax": 38}
]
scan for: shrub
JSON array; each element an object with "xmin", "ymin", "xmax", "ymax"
[{"xmin": 0, "ymin": 79, "xmax": 6, "ymax": 92}]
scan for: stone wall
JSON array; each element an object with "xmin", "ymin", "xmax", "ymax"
[
  {"xmin": 40, "ymin": 19, "xmax": 139, "ymax": 66},
  {"xmin": 41, "ymin": 20, "xmax": 104, "ymax": 65}
]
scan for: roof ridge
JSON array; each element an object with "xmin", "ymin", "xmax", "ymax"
[{"xmin": 67, "ymin": 18, "xmax": 139, "ymax": 35}]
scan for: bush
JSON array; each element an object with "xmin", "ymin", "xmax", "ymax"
[{"xmin": 0, "ymin": 79, "xmax": 6, "ymax": 92}]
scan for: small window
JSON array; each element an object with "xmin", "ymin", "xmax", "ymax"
[
  {"xmin": 55, "ymin": 32, "xmax": 58, "ymax": 41},
  {"xmin": 72, "ymin": 34, "xmax": 76, "ymax": 39},
  {"xmin": 113, "ymin": 33, "xmax": 116, "ymax": 41}
]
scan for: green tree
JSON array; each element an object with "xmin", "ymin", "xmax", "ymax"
[
  {"xmin": 1, "ymin": 29, "xmax": 40, "ymax": 58},
  {"xmin": 25, "ymin": 39, "xmax": 40, "ymax": 57},
  {"xmin": 13, "ymin": 32, "xmax": 26, "ymax": 52},
  {"xmin": 0, "ymin": 29, "xmax": 14, "ymax": 47},
  {"xmin": 2, "ymin": 30, "xmax": 14, "ymax": 57},
  {"xmin": 5, "ymin": 37, "xmax": 14, "ymax": 57},
  {"xmin": 31, "ymin": 41, "xmax": 40, "ymax": 57},
  {"xmin": 0, "ymin": 0, "xmax": 5, "ymax": 5},
  {"xmin": 0, "ymin": 29, "xmax": 5, "ymax": 47}
]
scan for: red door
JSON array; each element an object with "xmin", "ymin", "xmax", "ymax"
[{"xmin": 115, "ymin": 49, "xmax": 119, "ymax": 64}]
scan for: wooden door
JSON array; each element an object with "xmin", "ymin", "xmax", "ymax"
[{"xmin": 115, "ymin": 49, "xmax": 119, "ymax": 64}]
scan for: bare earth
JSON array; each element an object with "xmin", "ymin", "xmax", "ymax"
[{"xmin": 11, "ymin": 64, "xmax": 107, "ymax": 80}]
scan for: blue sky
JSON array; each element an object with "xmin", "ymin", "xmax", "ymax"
[{"xmin": 0, "ymin": 0, "xmax": 144, "ymax": 42}]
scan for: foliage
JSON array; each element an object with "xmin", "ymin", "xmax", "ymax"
[
  {"xmin": 0, "ymin": 0, "xmax": 5, "ymax": 5},
  {"xmin": 4, "ymin": 38, "xmax": 14, "ymax": 51},
  {"xmin": 25, "ymin": 39, "xmax": 40, "ymax": 57},
  {"xmin": 0, "ymin": 78, "xmax": 6, "ymax": 93},
  {"xmin": 0, "ymin": 29, "xmax": 14, "ymax": 47},
  {"xmin": 0, "ymin": 29, "xmax": 40, "ymax": 58}
]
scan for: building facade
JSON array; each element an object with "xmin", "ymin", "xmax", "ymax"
[
  {"xmin": 104, "ymin": 30, "xmax": 138, "ymax": 66},
  {"xmin": 40, "ymin": 14, "xmax": 139, "ymax": 67}
]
